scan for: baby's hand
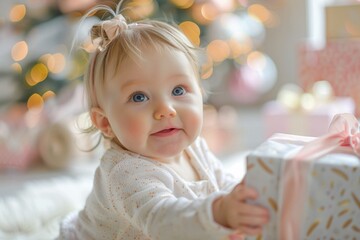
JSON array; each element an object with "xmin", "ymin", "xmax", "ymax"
[{"xmin": 212, "ymin": 183, "xmax": 269, "ymax": 236}]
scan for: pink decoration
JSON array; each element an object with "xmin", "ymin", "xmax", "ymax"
[
  {"xmin": 299, "ymin": 39, "xmax": 360, "ymax": 116},
  {"xmin": 229, "ymin": 66, "xmax": 261, "ymax": 104},
  {"xmin": 229, "ymin": 52, "xmax": 277, "ymax": 104}
]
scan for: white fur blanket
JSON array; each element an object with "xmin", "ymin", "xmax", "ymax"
[{"xmin": 0, "ymin": 176, "xmax": 92, "ymax": 240}]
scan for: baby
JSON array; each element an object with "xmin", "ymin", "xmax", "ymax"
[{"xmin": 58, "ymin": 2, "xmax": 268, "ymax": 240}]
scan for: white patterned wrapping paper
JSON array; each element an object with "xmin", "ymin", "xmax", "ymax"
[{"xmin": 245, "ymin": 133, "xmax": 360, "ymax": 240}]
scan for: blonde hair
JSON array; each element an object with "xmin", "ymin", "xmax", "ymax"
[{"xmin": 81, "ymin": 3, "xmax": 201, "ymax": 135}]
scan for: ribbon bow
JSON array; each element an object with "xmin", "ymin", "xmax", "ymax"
[
  {"xmin": 280, "ymin": 113, "xmax": 360, "ymax": 240},
  {"xmin": 328, "ymin": 113, "xmax": 360, "ymax": 155},
  {"xmin": 94, "ymin": 14, "xmax": 128, "ymax": 51}
]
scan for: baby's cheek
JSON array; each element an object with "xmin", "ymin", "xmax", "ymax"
[
  {"xmin": 188, "ymin": 111, "xmax": 203, "ymax": 134},
  {"xmin": 124, "ymin": 119, "xmax": 145, "ymax": 137}
]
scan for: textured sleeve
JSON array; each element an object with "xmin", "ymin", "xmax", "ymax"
[
  {"xmin": 109, "ymin": 159, "xmax": 233, "ymax": 240},
  {"xmin": 198, "ymin": 138, "xmax": 239, "ymax": 192}
]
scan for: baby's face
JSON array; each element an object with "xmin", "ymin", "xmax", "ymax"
[{"xmin": 101, "ymin": 47, "xmax": 203, "ymax": 161}]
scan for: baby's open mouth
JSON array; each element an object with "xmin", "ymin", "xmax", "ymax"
[{"xmin": 152, "ymin": 128, "xmax": 180, "ymax": 136}]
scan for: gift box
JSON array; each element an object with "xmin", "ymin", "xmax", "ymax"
[
  {"xmin": 298, "ymin": 39, "xmax": 360, "ymax": 117},
  {"xmin": 245, "ymin": 114, "xmax": 360, "ymax": 240},
  {"xmin": 325, "ymin": 4, "xmax": 360, "ymax": 39},
  {"xmin": 263, "ymin": 97, "xmax": 355, "ymax": 137}
]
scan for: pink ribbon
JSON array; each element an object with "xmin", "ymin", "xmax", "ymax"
[
  {"xmin": 93, "ymin": 14, "xmax": 128, "ymax": 51},
  {"xmin": 279, "ymin": 113, "xmax": 360, "ymax": 240}
]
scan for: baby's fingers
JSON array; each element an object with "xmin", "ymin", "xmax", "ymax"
[
  {"xmin": 236, "ymin": 214, "xmax": 268, "ymax": 226},
  {"xmin": 231, "ymin": 184, "xmax": 258, "ymax": 201},
  {"xmin": 238, "ymin": 203, "xmax": 269, "ymax": 217}
]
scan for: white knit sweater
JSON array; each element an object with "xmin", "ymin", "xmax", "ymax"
[{"xmin": 60, "ymin": 138, "xmax": 238, "ymax": 240}]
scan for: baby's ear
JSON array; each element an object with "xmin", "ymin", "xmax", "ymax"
[{"xmin": 90, "ymin": 107, "xmax": 114, "ymax": 138}]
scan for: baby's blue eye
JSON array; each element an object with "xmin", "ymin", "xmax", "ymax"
[
  {"xmin": 131, "ymin": 93, "xmax": 148, "ymax": 102},
  {"xmin": 172, "ymin": 86, "xmax": 186, "ymax": 96}
]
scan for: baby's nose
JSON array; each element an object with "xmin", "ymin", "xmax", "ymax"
[{"xmin": 153, "ymin": 104, "xmax": 177, "ymax": 120}]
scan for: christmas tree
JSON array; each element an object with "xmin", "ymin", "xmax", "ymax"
[
  {"xmin": 1, "ymin": 0, "xmax": 276, "ymax": 110},
  {"xmin": 0, "ymin": 0, "xmax": 277, "ymax": 169}
]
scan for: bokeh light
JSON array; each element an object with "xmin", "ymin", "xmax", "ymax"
[
  {"xmin": 27, "ymin": 93, "xmax": 44, "ymax": 112},
  {"xmin": 228, "ymin": 38, "xmax": 252, "ymax": 58},
  {"xmin": 124, "ymin": 0, "xmax": 155, "ymax": 20},
  {"xmin": 248, "ymin": 4, "xmax": 270, "ymax": 24},
  {"xmin": 312, "ymin": 80, "xmax": 334, "ymax": 102},
  {"xmin": 170, "ymin": 0, "xmax": 194, "ymax": 9},
  {"xmin": 46, "ymin": 53, "xmax": 66, "ymax": 74},
  {"xmin": 277, "ymin": 84, "xmax": 303, "ymax": 109},
  {"xmin": 207, "ymin": 40, "xmax": 230, "ymax": 63},
  {"xmin": 229, "ymin": 51, "xmax": 277, "ymax": 104},
  {"xmin": 26, "ymin": 72, "xmax": 37, "ymax": 87},
  {"xmin": 82, "ymin": 38, "xmax": 97, "ymax": 53},
  {"xmin": 11, "ymin": 63, "xmax": 23, "ymax": 73},
  {"xmin": 191, "ymin": 3, "xmax": 218, "ymax": 25},
  {"xmin": 9, "ymin": 4, "xmax": 26, "ymax": 22},
  {"xmin": 30, "ymin": 63, "xmax": 48, "ymax": 83},
  {"xmin": 201, "ymin": 3, "xmax": 219, "ymax": 21},
  {"xmin": 247, "ymin": 51, "xmax": 266, "ymax": 71},
  {"xmin": 11, "ymin": 41, "xmax": 28, "ymax": 62},
  {"xmin": 42, "ymin": 90, "xmax": 56, "ymax": 101},
  {"xmin": 179, "ymin": 21, "xmax": 201, "ymax": 46},
  {"xmin": 211, "ymin": 0, "xmax": 236, "ymax": 12},
  {"xmin": 248, "ymin": 4, "xmax": 277, "ymax": 27},
  {"xmin": 300, "ymin": 93, "xmax": 316, "ymax": 111},
  {"xmin": 201, "ymin": 57, "xmax": 214, "ymax": 80}
]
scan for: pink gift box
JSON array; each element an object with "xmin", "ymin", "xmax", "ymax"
[
  {"xmin": 298, "ymin": 39, "xmax": 360, "ymax": 116},
  {"xmin": 263, "ymin": 97, "xmax": 355, "ymax": 137}
]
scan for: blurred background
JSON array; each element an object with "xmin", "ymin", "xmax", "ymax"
[
  {"xmin": 1, "ymin": 0, "xmax": 360, "ymax": 169},
  {"xmin": 0, "ymin": 0, "xmax": 359, "ymax": 237}
]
